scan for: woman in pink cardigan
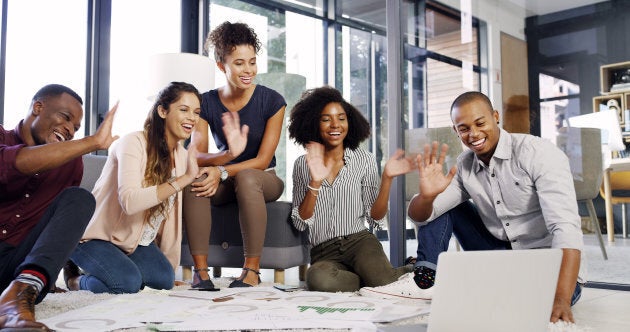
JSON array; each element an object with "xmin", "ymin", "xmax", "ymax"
[{"xmin": 64, "ymin": 82, "xmax": 245, "ymax": 294}]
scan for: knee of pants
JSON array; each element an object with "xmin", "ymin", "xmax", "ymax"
[
  {"xmin": 306, "ymin": 262, "xmax": 361, "ymax": 292},
  {"xmin": 234, "ymin": 169, "xmax": 263, "ymax": 194},
  {"xmin": 305, "ymin": 261, "xmax": 354, "ymax": 292},
  {"xmin": 149, "ymin": 271, "xmax": 175, "ymax": 290},
  {"xmin": 109, "ymin": 272, "xmax": 144, "ymax": 294},
  {"xmin": 60, "ymin": 186, "xmax": 95, "ymax": 205},
  {"xmin": 59, "ymin": 187, "xmax": 96, "ymax": 221}
]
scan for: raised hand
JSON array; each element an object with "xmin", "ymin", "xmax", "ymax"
[
  {"xmin": 384, "ymin": 149, "xmax": 417, "ymax": 178},
  {"xmin": 91, "ymin": 101, "xmax": 120, "ymax": 150},
  {"xmin": 417, "ymin": 141, "xmax": 457, "ymax": 199},
  {"xmin": 222, "ymin": 111, "xmax": 249, "ymax": 159},
  {"xmin": 305, "ymin": 142, "xmax": 333, "ymax": 183}
]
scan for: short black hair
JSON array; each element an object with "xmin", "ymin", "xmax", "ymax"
[
  {"xmin": 32, "ymin": 84, "xmax": 83, "ymax": 105},
  {"xmin": 205, "ymin": 21, "xmax": 261, "ymax": 63},
  {"xmin": 288, "ymin": 86, "xmax": 370, "ymax": 150},
  {"xmin": 450, "ymin": 91, "xmax": 493, "ymax": 115}
]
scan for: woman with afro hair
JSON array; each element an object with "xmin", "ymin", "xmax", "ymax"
[{"xmin": 288, "ymin": 86, "xmax": 415, "ymax": 292}]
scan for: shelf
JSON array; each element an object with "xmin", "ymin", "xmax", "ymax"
[
  {"xmin": 600, "ymin": 61, "xmax": 630, "ymax": 94},
  {"xmin": 593, "ymin": 93, "xmax": 625, "ymax": 124}
]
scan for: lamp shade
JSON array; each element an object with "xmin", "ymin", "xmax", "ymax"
[{"xmin": 143, "ymin": 53, "xmax": 214, "ymax": 100}]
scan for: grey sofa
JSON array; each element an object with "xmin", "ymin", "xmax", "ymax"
[
  {"xmin": 180, "ymin": 201, "xmax": 310, "ymax": 284},
  {"xmin": 80, "ymin": 154, "xmax": 309, "ymax": 284},
  {"xmin": 80, "ymin": 154, "xmax": 107, "ymax": 191}
]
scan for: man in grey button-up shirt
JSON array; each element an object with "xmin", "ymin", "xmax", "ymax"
[{"xmin": 408, "ymin": 92, "xmax": 582, "ymax": 324}]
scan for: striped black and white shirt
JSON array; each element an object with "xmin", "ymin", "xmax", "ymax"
[{"xmin": 291, "ymin": 147, "xmax": 384, "ymax": 247}]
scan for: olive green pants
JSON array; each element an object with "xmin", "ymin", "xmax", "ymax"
[{"xmin": 307, "ymin": 230, "xmax": 413, "ymax": 292}]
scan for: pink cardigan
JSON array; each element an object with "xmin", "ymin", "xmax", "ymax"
[{"xmin": 81, "ymin": 131, "xmax": 187, "ymax": 269}]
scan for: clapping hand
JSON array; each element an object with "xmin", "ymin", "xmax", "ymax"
[
  {"xmin": 417, "ymin": 141, "xmax": 457, "ymax": 198},
  {"xmin": 222, "ymin": 111, "xmax": 249, "ymax": 159},
  {"xmin": 305, "ymin": 142, "xmax": 332, "ymax": 183},
  {"xmin": 185, "ymin": 144, "xmax": 200, "ymax": 180},
  {"xmin": 186, "ymin": 145, "xmax": 218, "ymax": 197}
]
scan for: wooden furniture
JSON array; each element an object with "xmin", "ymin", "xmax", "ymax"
[
  {"xmin": 596, "ymin": 61, "xmax": 630, "ymax": 138},
  {"xmin": 592, "ymin": 62, "xmax": 630, "ymax": 242},
  {"xmin": 600, "ymin": 61, "xmax": 630, "ymax": 94},
  {"xmin": 602, "ymin": 158, "xmax": 630, "ymax": 242},
  {"xmin": 600, "ymin": 171, "xmax": 630, "ymax": 240}
]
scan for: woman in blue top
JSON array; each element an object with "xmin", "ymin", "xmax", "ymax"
[{"xmin": 183, "ymin": 21, "xmax": 286, "ymax": 289}]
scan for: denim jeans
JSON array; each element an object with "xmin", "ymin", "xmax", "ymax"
[
  {"xmin": 0, "ymin": 187, "xmax": 95, "ymax": 303},
  {"xmin": 416, "ymin": 200, "xmax": 582, "ymax": 306},
  {"xmin": 70, "ymin": 239, "xmax": 174, "ymax": 294}
]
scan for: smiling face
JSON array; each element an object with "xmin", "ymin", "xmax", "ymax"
[
  {"xmin": 30, "ymin": 92, "xmax": 83, "ymax": 145},
  {"xmin": 217, "ymin": 44, "xmax": 257, "ymax": 91},
  {"xmin": 319, "ymin": 102, "xmax": 348, "ymax": 150},
  {"xmin": 158, "ymin": 92, "xmax": 201, "ymax": 146},
  {"xmin": 451, "ymin": 98, "xmax": 501, "ymax": 165}
]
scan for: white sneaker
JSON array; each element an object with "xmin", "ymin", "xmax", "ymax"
[{"xmin": 359, "ymin": 272, "xmax": 433, "ymax": 300}]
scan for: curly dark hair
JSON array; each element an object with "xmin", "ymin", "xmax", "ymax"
[
  {"xmin": 204, "ymin": 21, "xmax": 262, "ymax": 63},
  {"xmin": 288, "ymin": 86, "xmax": 370, "ymax": 150}
]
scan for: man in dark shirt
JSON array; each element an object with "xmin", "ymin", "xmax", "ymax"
[{"xmin": 0, "ymin": 84, "xmax": 118, "ymax": 330}]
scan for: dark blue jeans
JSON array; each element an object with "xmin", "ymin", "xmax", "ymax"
[
  {"xmin": 416, "ymin": 200, "xmax": 582, "ymax": 305},
  {"xmin": 0, "ymin": 187, "xmax": 95, "ymax": 303},
  {"xmin": 70, "ymin": 239, "xmax": 174, "ymax": 294}
]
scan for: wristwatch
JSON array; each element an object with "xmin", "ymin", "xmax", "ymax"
[{"xmin": 217, "ymin": 166, "xmax": 228, "ymax": 181}]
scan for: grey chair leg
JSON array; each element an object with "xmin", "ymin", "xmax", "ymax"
[
  {"xmin": 623, "ymin": 203, "xmax": 628, "ymax": 238},
  {"xmin": 586, "ymin": 199, "xmax": 608, "ymax": 260}
]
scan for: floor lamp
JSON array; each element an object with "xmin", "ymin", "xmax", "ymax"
[{"xmin": 144, "ymin": 53, "xmax": 214, "ymax": 100}]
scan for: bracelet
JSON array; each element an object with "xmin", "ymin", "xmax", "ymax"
[
  {"xmin": 307, "ymin": 184, "xmax": 321, "ymax": 191},
  {"xmin": 309, "ymin": 189, "xmax": 318, "ymax": 197},
  {"xmin": 168, "ymin": 177, "xmax": 181, "ymax": 192}
]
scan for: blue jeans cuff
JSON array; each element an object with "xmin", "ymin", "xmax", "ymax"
[{"xmin": 414, "ymin": 261, "xmax": 437, "ymax": 270}]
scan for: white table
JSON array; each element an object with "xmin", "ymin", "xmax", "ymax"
[{"xmin": 603, "ymin": 157, "xmax": 630, "ymax": 242}]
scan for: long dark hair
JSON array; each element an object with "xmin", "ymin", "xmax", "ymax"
[{"xmin": 143, "ymin": 81, "xmax": 201, "ymax": 223}]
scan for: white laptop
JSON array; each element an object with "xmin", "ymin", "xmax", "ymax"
[{"xmin": 424, "ymin": 248, "xmax": 562, "ymax": 332}]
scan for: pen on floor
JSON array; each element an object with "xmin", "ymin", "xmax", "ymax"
[{"xmin": 212, "ymin": 293, "xmax": 237, "ymax": 302}]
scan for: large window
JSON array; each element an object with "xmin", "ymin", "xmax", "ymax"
[
  {"xmin": 400, "ymin": 1, "xmax": 481, "ymax": 250},
  {"xmin": 4, "ymin": 0, "xmax": 87, "ymax": 136},
  {"xmin": 538, "ymin": 73, "xmax": 580, "ymax": 144},
  {"xmin": 404, "ymin": 1, "xmax": 481, "ymax": 130},
  {"xmin": 109, "ymin": 0, "xmax": 181, "ymax": 136}
]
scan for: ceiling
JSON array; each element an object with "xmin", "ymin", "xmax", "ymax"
[
  {"xmin": 505, "ymin": 0, "xmax": 608, "ymax": 16},
  {"xmin": 338, "ymin": 0, "xmax": 610, "ymax": 30}
]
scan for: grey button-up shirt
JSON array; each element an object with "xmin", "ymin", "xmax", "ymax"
[{"xmin": 417, "ymin": 128, "xmax": 584, "ymax": 251}]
